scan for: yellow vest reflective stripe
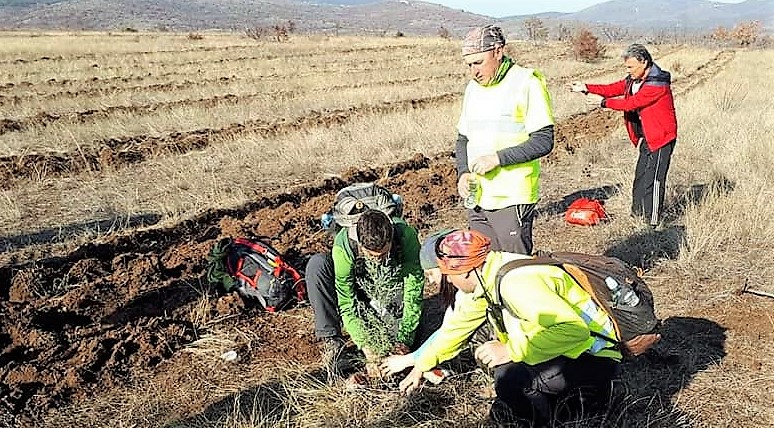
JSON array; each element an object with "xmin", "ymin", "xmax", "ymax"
[{"xmin": 458, "ymin": 67, "xmax": 551, "ymax": 209}]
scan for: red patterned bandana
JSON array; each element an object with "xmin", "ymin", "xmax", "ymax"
[{"xmin": 437, "ymin": 230, "xmax": 491, "ymax": 275}]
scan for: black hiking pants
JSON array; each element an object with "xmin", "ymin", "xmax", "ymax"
[
  {"xmin": 491, "ymin": 353, "xmax": 619, "ymax": 426},
  {"xmin": 306, "ymin": 253, "xmax": 342, "ymax": 339},
  {"xmin": 468, "ymin": 203, "xmax": 536, "ymax": 255},
  {"xmin": 632, "ymin": 139, "xmax": 675, "ymax": 226}
]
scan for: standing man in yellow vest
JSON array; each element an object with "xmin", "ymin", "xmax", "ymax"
[{"xmin": 456, "ymin": 25, "xmax": 555, "ymax": 255}]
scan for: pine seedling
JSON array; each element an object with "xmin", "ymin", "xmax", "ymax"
[{"xmin": 354, "ymin": 256, "xmax": 404, "ymax": 356}]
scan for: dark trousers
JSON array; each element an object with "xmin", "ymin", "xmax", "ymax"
[
  {"xmin": 468, "ymin": 203, "xmax": 535, "ymax": 255},
  {"xmin": 306, "ymin": 253, "xmax": 342, "ymax": 339},
  {"xmin": 492, "ymin": 353, "xmax": 619, "ymax": 425},
  {"xmin": 632, "ymin": 139, "xmax": 675, "ymax": 226}
]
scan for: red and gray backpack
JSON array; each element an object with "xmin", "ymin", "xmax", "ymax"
[{"xmin": 207, "ymin": 237, "xmax": 306, "ymax": 312}]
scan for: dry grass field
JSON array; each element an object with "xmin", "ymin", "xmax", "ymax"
[{"xmin": 0, "ymin": 31, "xmax": 772, "ymax": 428}]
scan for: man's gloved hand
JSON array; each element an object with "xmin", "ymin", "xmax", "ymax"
[{"xmin": 570, "ymin": 81, "xmax": 588, "ymax": 93}]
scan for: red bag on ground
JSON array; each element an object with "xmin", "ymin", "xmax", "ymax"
[{"xmin": 565, "ymin": 198, "xmax": 608, "ymax": 226}]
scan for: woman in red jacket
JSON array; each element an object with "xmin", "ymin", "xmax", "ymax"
[{"xmin": 571, "ymin": 44, "xmax": 677, "ymax": 227}]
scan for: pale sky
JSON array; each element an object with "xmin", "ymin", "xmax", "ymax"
[{"xmin": 424, "ymin": 0, "xmax": 749, "ymax": 18}]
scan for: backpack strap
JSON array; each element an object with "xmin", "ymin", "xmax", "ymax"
[{"xmin": 494, "ymin": 258, "xmax": 621, "ymax": 347}]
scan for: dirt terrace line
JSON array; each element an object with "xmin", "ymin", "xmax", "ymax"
[
  {"xmin": 0, "ymin": 93, "xmax": 459, "ymax": 187},
  {"xmin": 0, "ymin": 43, "xmax": 262, "ymax": 66},
  {"xmin": 7, "ymin": 43, "xmax": 436, "ymax": 82},
  {"xmin": 0, "ymin": 42, "xmax": 426, "ymax": 67},
  {"xmin": 0, "ymin": 73, "xmax": 463, "ymax": 135}
]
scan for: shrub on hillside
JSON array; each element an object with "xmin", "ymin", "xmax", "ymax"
[
  {"xmin": 731, "ymin": 20, "xmax": 761, "ymax": 47},
  {"xmin": 572, "ymin": 28, "xmax": 606, "ymax": 62}
]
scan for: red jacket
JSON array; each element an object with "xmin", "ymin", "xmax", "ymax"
[{"xmin": 586, "ymin": 64, "xmax": 677, "ymax": 151}]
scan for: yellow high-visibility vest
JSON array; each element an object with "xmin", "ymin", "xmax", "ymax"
[{"xmin": 457, "ymin": 66, "xmax": 554, "ymax": 209}]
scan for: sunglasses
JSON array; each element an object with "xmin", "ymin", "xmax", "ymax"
[{"xmin": 434, "ymin": 237, "xmax": 469, "ymax": 261}]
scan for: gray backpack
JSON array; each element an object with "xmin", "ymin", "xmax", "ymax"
[{"xmin": 322, "ymin": 183, "xmax": 403, "ymax": 232}]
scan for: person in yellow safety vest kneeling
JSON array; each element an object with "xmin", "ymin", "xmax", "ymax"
[
  {"xmin": 456, "ymin": 25, "xmax": 555, "ymax": 255},
  {"xmin": 397, "ymin": 230, "xmax": 621, "ymax": 427}
]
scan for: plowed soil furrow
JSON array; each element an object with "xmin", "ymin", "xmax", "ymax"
[
  {"xmin": 0, "ymin": 73, "xmax": 462, "ymax": 135},
  {"xmin": 1, "ymin": 72, "xmax": 205, "ymax": 90},
  {"xmin": 0, "ymin": 44, "xmax": 263, "ymax": 66},
  {"xmin": 0, "ymin": 93, "xmax": 459, "ymax": 187},
  {"xmin": 0, "ymin": 153, "xmax": 458, "ymax": 419},
  {"xmin": 551, "ymin": 50, "xmax": 736, "ymax": 158},
  {"xmin": 8, "ymin": 44, "xmax": 437, "ymax": 83}
]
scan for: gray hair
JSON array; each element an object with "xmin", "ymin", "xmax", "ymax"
[{"xmin": 622, "ymin": 44, "xmax": 653, "ymax": 66}]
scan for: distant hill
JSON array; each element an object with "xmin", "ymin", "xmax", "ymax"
[
  {"xmin": 561, "ymin": 0, "xmax": 773, "ymax": 30},
  {"xmin": 0, "ymin": 0, "xmax": 770, "ymax": 33},
  {"xmin": 0, "ymin": 0, "xmax": 489, "ymax": 35}
]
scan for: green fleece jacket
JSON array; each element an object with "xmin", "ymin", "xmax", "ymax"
[{"xmin": 332, "ymin": 218, "xmax": 424, "ymax": 349}]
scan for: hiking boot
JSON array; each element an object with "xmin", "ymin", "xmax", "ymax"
[{"xmin": 321, "ymin": 336, "xmax": 346, "ymax": 382}]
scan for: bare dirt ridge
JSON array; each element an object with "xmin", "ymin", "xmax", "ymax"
[
  {"xmin": 0, "ymin": 44, "xmax": 265, "ymax": 66},
  {"xmin": 0, "ymin": 76, "xmax": 240, "ymax": 106},
  {"xmin": 0, "ymin": 93, "xmax": 459, "ymax": 187}
]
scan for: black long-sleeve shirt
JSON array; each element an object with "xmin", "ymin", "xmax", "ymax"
[{"xmin": 455, "ymin": 125, "xmax": 555, "ymax": 179}]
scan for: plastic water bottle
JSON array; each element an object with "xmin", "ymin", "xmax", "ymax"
[
  {"xmin": 463, "ymin": 175, "xmax": 479, "ymax": 209},
  {"xmin": 391, "ymin": 193, "xmax": 404, "ymax": 217},
  {"xmin": 604, "ymin": 276, "xmax": 640, "ymax": 306},
  {"xmin": 619, "ymin": 285, "xmax": 640, "ymax": 306},
  {"xmin": 604, "ymin": 276, "xmax": 622, "ymax": 304},
  {"xmin": 320, "ymin": 212, "xmax": 334, "ymax": 230}
]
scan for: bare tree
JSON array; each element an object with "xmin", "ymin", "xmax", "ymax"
[
  {"xmin": 555, "ymin": 23, "xmax": 573, "ymax": 42},
  {"xmin": 438, "ymin": 26, "xmax": 451, "ymax": 40},
  {"xmin": 600, "ymin": 25, "xmax": 629, "ymax": 43},
  {"xmin": 523, "ymin": 17, "xmax": 549, "ymax": 42}
]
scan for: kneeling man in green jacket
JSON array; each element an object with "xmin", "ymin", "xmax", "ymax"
[{"xmin": 398, "ymin": 230, "xmax": 621, "ymax": 426}]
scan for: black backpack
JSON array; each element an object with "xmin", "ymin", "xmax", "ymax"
[
  {"xmin": 207, "ymin": 237, "xmax": 306, "ymax": 312},
  {"xmin": 494, "ymin": 252, "xmax": 660, "ymax": 357}
]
